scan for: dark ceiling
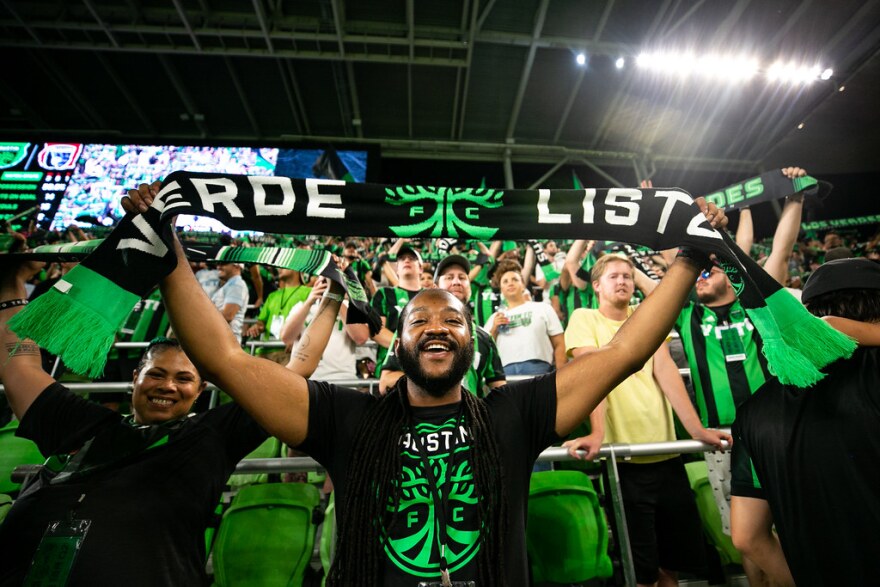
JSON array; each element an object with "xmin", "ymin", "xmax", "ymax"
[{"xmin": 2, "ymin": 0, "xmax": 879, "ymax": 187}]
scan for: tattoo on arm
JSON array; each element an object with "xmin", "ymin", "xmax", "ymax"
[
  {"xmin": 292, "ymin": 334, "xmax": 311, "ymax": 363},
  {"xmin": 6, "ymin": 341, "xmax": 40, "ymax": 357}
]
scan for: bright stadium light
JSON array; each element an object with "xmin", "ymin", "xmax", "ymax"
[
  {"xmin": 576, "ymin": 52, "xmax": 586, "ymax": 66},
  {"xmin": 636, "ymin": 50, "xmax": 830, "ymax": 85},
  {"xmin": 636, "ymin": 51, "xmax": 757, "ymax": 81},
  {"xmin": 766, "ymin": 62, "xmax": 827, "ymax": 84},
  {"xmin": 615, "ymin": 57, "xmax": 625, "ymax": 69}
]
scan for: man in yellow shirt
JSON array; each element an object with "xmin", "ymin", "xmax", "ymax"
[{"xmin": 564, "ymin": 253, "xmax": 730, "ymax": 587}]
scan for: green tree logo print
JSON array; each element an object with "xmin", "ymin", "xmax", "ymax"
[
  {"xmin": 384, "ymin": 185, "xmax": 503, "ymax": 239},
  {"xmin": 718, "ymin": 259, "xmax": 745, "ymax": 296}
]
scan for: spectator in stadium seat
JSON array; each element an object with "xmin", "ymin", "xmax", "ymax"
[
  {"xmin": 211, "ymin": 261, "xmax": 249, "ymax": 342},
  {"xmin": 563, "ymin": 253, "xmax": 731, "ymax": 587},
  {"xmin": 555, "ymin": 239, "xmax": 599, "ymax": 327},
  {"xmin": 369, "ymin": 239, "xmax": 424, "ymax": 375},
  {"xmin": 115, "ymin": 182, "xmax": 726, "ymax": 586},
  {"xmin": 730, "ymin": 258, "xmax": 880, "ymax": 587},
  {"xmin": 192, "ymin": 260, "xmax": 220, "ymax": 298},
  {"xmin": 0, "ymin": 254, "xmax": 348, "ymax": 586},
  {"xmin": 343, "ymin": 240, "xmax": 376, "ymax": 297},
  {"xmin": 485, "ymin": 259, "xmax": 566, "ymax": 375},
  {"xmin": 380, "ymin": 254, "xmax": 507, "ymax": 396},
  {"xmin": 245, "ymin": 268, "xmax": 311, "ymax": 357}
]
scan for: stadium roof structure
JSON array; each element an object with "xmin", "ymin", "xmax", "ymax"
[{"xmin": 1, "ymin": 0, "xmax": 879, "ymax": 182}]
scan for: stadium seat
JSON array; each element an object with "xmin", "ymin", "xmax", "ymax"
[
  {"xmin": 685, "ymin": 460, "xmax": 742, "ymax": 566},
  {"xmin": 0, "ymin": 494, "xmax": 12, "ymax": 525},
  {"xmin": 212, "ymin": 482, "xmax": 321, "ymax": 587},
  {"xmin": 227, "ymin": 436, "xmax": 281, "ymax": 487},
  {"xmin": 0, "ymin": 419, "xmax": 44, "ymax": 495},
  {"xmin": 526, "ymin": 470, "xmax": 613, "ymax": 583},
  {"xmin": 320, "ymin": 493, "xmax": 336, "ymax": 586}
]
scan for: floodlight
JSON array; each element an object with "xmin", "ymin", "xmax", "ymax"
[
  {"xmin": 615, "ymin": 57, "xmax": 625, "ymax": 69},
  {"xmin": 820, "ymin": 68, "xmax": 833, "ymax": 80},
  {"xmin": 576, "ymin": 53, "xmax": 586, "ymax": 66}
]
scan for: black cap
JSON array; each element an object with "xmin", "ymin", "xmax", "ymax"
[
  {"xmin": 824, "ymin": 246, "xmax": 854, "ymax": 262},
  {"xmin": 434, "ymin": 254, "xmax": 471, "ymax": 281},
  {"xmin": 801, "ymin": 258, "xmax": 880, "ymax": 303},
  {"xmin": 397, "ymin": 245, "xmax": 422, "ymax": 264}
]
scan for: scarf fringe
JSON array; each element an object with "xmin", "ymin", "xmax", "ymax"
[
  {"xmin": 9, "ymin": 266, "xmax": 140, "ymax": 378},
  {"xmin": 765, "ymin": 289, "xmax": 857, "ymax": 370},
  {"xmin": 746, "ymin": 305, "xmax": 825, "ymax": 387}
]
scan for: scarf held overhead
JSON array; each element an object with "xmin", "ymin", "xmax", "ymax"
[{"xmin": 10, "ymin": 171, "xmax": 854, "ymax": 382}]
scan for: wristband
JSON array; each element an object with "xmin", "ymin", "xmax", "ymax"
[
  {"xmin": 676, "ymin": 246, "xmax": 713, "ymax": 271},
  {"xmin": 323, "ymin": 292, "xmax": 343, "ymax": 303},
  {"xmin": 0, "ymin": 299, "xmax": 28, "ymax": 311},
  {"xmin": 387, "ymin": 255, "xmax": 397, "ymax": 262}
]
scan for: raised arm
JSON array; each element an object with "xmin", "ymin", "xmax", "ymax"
[
  {"xmin": 763, "ymin": 167, "xmax": 807, "ymax": 285},
  {"xmin": 821, "ymin": 316, "xmax": 880, "ymax": 346},
  {"xmin": 279, "ymin": 280, "xmax": 328, "ymax": 347},
  {"xmin": 564, "ymin": 240, "xmax": 592, "ymax": 291},
  {"xmin": 736, "ymin": 208, "xmax": 754, "ymax": 256},
  {"xmin": 122, "ymin": 183, "xmax": 313, "ymax": 446},
  {"xmin": 0, "ymin": 261, "xmax": 54, "ymax": 419},
  {"xmin": 285, "ymin": 280, "xmax": 345, "ymax": 378}
]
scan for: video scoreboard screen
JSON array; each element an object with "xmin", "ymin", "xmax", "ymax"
[{"xmin": 0, "ymin": 140, "xmax": 373, "ymax": 233}]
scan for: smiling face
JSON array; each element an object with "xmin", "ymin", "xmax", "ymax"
[
  {"xmin": 395, "ymin": 290, "xmax": 474, "ymax": 398},
  {"xmin": 437, "ymin": 264, "xmax": 471, "ymax": 303},
  {"xmin": 592, "ymin": 258, "xmax": 635, "ymax": 308},
  {"xmin": 130, "ymin": 347, "xmax": 205, "ymax": 425},
  {"xmin": 216, "ymin": 262, "xmax": 240, "ymax": 282}
]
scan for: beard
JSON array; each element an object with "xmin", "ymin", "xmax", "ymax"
[{"xmin": 396, "ymin": 336, "xmax": 474, "ymax": 398}]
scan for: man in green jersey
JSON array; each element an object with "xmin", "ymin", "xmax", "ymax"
[
  {"xmin": 369, "ymin": 242, "xmax": 424, "ymax": 374},
  {"xmin": 245, "ymin": 268, "xmax": 311, "ymax": 356},
  {"xmin": 639, "ymin": 166, "xmax": 808, "ymax": 587},
  {"xmin": 380, "ymin": 254, "xmax": 507, "ymax": 397}
]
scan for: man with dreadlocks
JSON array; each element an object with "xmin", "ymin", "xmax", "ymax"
[{"xmin": 120, "ymin": 184, "xmax": 727, "ymax": 586}]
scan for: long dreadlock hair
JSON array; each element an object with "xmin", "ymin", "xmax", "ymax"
[{"xmin": 327, "ymin": 294, "xmax": 510, "ymax": 586}]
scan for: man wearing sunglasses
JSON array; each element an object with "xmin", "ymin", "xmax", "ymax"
[{"xmin": 635, "ymin": 167, "xmax": 809, "ymax": 586}]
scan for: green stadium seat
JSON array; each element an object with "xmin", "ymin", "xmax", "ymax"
[
  {"xmin": 212, "ymin": 482, "xmax": 321, "ymax": 587},
  {"xmin": 0, "ymin": 493, "xmax": 12, "ymax": 526},
  {"xmin": 0, "ymin": 419, "xmax": 44, "ymax": 495},
  {"xmin": 320, "ymin": 493, "xmax": 336, "ymax": 586},
  {"xmin": 527, "ymin": 470, "xmax": 613, "ymax": 583},
  {"xmin": 685, "ymin": 460, "xmax": 742, "ymax": 566},
  {"xmin": 227, "ymin": 436, "xmax": 281, "ymax": 487}
]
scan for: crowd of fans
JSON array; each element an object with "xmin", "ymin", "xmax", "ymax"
[{"xmin": 1, "ymin": 177, "xmax": 879, "ymax": 586}]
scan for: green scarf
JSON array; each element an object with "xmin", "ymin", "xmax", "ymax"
[{"xmin": 10, "ymin": 171, "xmax": 854, "ymax": 383}]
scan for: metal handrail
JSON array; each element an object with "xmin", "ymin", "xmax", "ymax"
[{"xmin": 231, "ymin": 438, "xmax": 728, "ymax": 474}]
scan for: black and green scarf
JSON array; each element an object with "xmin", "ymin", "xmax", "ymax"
[
  {"xmin": 10, "ymin": 171, "xmax": 854, "ymax": 384},
  {"xmin": 703, "ymin": 170, "xmax": 830, "ymax": 212}
]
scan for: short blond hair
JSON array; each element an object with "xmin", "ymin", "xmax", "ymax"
[{"xmin": 590, "ymin": 253, "xmax": 634, "ymax": 283}]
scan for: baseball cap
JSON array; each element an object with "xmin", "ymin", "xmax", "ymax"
[
  {"xmin": 801, "ymin": 258, "xmax": 880, "ymax": 303},
  {"xmin": 434, "ymin": 254, "xmax": 471, "ymax": 281},
  {"xmin": 397, "ymin": 245, "xmax": 423, "ymax": 264}
]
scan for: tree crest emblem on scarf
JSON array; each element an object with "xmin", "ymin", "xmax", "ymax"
[
  {"xmin": 718, "ymin": 259, "xmax": 745, "ymax": 296},
  {"xmin": 384, "ymin": 186, "xmax": 503, "ymax": 239}
]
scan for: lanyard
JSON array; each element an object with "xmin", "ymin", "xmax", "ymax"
[
  {"xmin": 407, "ymin": 403, "xmax": 466, "ymax": 587},
  {"xmin": 47, "ymin": 415, "xmax": 186, "ymax": 484}
]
